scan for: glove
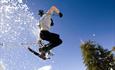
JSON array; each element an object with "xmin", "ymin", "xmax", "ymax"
[{"xmin": 59, "ymin": 12, "xmax": 63, "ymax": 18}]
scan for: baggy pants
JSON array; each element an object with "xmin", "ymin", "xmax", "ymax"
[{"xmin": 40, "ymin": 30, "xmax": 62, "ymax": 51}]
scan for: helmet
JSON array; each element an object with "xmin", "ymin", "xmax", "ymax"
[{"xmin": 38, "ymin": 10, "xmax": 44, "ymax": 17}]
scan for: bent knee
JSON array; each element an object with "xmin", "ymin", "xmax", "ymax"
[
  {"xmin": 55, "ymin": 39, "xmax": 62, "ymax": 46},
  {"xmin": 58, "ymin": 39, "xmax": 62, "ymax": 45}
]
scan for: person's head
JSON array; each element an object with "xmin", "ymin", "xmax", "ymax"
[{"xmin": 38, "ymin": 10, "xmax": 44, "ymax": 17}]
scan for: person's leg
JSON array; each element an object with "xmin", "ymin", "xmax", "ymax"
[
  {"xmin": 39, "ymin": 30, "xmax": 52, "ymax": 52},
  {"xmin": 46, "ymin": 38, "xmax": 62, "ymax": 51},
  {"xmin": 40, "ymin": 30, "xmax": 50, "ymax": 40},
  {"xmin": 42, "ymin": 32, "xmax": 62, "ymax": 52}
]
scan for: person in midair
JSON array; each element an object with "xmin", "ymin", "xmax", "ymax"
[{"xmin": 36, "ymin": 5, "xmax": 63, "ymax": 59}]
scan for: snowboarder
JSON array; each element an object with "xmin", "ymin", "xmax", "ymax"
[{"xmin": 28, "ymin": 5, "xmax": 63, "ymax": 60}]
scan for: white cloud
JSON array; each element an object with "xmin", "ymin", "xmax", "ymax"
[
  {"xmin": 0, "ymin": 61, "xmax": 6, "ymax": 70},
  {"xmin": 38, "ymin": 65, "xmax": 52, "ymax": 70}
]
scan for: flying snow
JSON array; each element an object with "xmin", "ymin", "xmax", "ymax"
[
  {"xmin": 92, "ymin": 34, "xmax": 96, "ymax": 37},
  {"xmin": 0, "ymin": 61, "xmax": 6, "ymax": 70},
  {"xmin": 0, "ymin": 0, "xmax": 43, "ymax": 70},
  {"xmin": 38, "ymin": 65, "xmax": 52, "ymax": 70},
  {"xmin": 18, "ymin": 0, "xmax": 23, "ymax": 3},
  {"xmin": 0, "ymin": 0, "xmax": 38, "ymax": 48}
]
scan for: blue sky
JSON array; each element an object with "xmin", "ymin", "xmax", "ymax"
[
  {"xmin": 0, "ymin": 0, "xmax": 115, "ymax": 70},
  {"xmin": 26, "ymin": 0, "xmax": 115, "ymax": 48},
  {"xmin": 26, "ymin": 0, "xmax": 115, "ymax": 70}
]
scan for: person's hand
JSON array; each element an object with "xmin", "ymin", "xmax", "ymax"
[{"xmin": 59, "ymin": 12, "xmax": 63, "ymax": 18}]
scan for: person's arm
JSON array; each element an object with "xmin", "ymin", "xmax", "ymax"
[{"xmin": 47, "ymin": 5, "xmax": 63, "ymax": 17}]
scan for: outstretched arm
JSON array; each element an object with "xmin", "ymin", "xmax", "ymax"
[{"xmin": 47, "ymin": 6, "xmax": 63, "ymax": 17}]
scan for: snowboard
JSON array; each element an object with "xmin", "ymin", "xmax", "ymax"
[{"xmin": 28, "ymin": 47, "xmax": 50, "ymax": 60}]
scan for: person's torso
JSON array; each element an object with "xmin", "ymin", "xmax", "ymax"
[{"xmin": 39, "ymin": 13, "xmax": 51, "ymax": 31}]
